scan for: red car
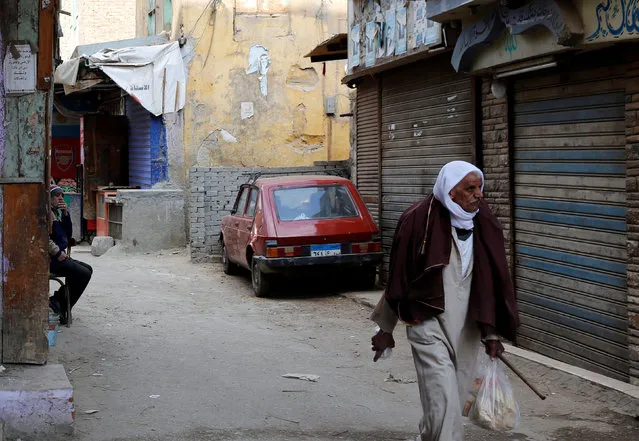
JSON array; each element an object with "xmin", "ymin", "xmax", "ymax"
[{"xmin": 220, "ymin": 175, "xmax": 383, "ymax": 297}]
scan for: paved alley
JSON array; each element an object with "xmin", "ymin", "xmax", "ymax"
[{"xmin": 48, "ymin": 247, "xmax": 638, "ymax": 441}]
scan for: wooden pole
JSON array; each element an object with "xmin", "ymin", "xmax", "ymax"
[{"xmin": 499, "ymin": 354, "xmax": 547, "ymax": 400}]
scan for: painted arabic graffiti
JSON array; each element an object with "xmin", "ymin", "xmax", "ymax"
[
  {"xmin": 452, "ymin": 0, "xmax": 583, "ymax": 72},
  {"xmin": 499, "ymin": 0, "xmax": 583, "ymax": 45},
  {"xmin": 586, "ymin": 0, "xmax": 639, "ymax": 40},
  {"xmin": 452, "ymin": 10, "xmax": 505, "ymax": 72},
  {"xmin": 505, "ymin": 34, "xmax": 518, "ymax": 55}
]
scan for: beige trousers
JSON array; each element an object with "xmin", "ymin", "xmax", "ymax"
[{"xmin": 373, "ymin": 230, "xmax": 481, "ymax": 441}]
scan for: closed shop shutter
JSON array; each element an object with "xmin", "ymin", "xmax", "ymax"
[
  {"xmin": 513, "ymin": 64, "xmax": 629, "ymax": 381},
  {"xmin": 126, "ymin": 97, "xmax": 152, "ymax": 188},
  {"xmin": 380, "ymin": 57, "xmax": 473, "ymax": 279},
  {"xmin": 356, "ymin": 78, "xmax": 381, "ymax": 224}
]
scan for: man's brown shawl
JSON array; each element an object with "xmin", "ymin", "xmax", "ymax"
[{"xmin": 384, "ymin": 195, "xmax": 519, "ymax": 342}]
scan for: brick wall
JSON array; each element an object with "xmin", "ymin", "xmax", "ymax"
[
  {"xmin": 625, "ymin": 51, "xmax": 639, "ymax": 385},
  {"xmin": 78, "ymin": 0, "xmax": 136, "ymax": 48},
  {"xmin": 481, "ymin": 78, "xmax": 513, "ymax": 263},
  {"xmin": 189, "ymin": 162, "xmax": 350, "ymax": 262}
]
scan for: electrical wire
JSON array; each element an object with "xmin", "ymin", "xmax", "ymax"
[{"xmin": 186, "ymin": 0, "xmax": 215, "ymax": 36}]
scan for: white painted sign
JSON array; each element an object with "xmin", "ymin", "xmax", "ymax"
[
  {"xmin": 3, "ymin": 44, "xmax": 36, "ymax": 94},
  {"xmin": 241, "ymin": 102, "xmax": 254, "ymax": 120}
]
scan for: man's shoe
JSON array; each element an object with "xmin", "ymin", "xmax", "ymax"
[
  {"xmin": 49, "ymin": 298, "xmax": 61, "ymax": 315},
  {"xmin": 59, "ymin": 313, "xmax": 68, "ymax": 326}
]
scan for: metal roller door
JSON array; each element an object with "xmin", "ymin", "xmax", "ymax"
[
  {"xmin": 126, "ymin": 97, "xmax": 152, "ymax": 188},
  {"xmin": 356, "ymin": 78, "xmax": 381, "ymax": 224},
  {"xmin": 380, "ymin": 58, "xmax": 473, "ymax": 279},
  {"xmin": 513, "ymin": 65, "xmax": 629, "ymax": 381}
]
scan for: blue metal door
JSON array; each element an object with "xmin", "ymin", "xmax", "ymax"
[
  {"xmin": 514, "ymin": 66, "xmax": 629, "ymax": 381},
  {"xmin": 126, "ymin": 97, "xmax": 152, "ymax": 188}
]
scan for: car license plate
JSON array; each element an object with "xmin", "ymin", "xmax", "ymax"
[{"xmin": 311, "ymin": 244, "xmax": 341, "ymax": 257}]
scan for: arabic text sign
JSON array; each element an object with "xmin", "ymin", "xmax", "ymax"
[{"xmin": 4, "ymin": 44, "xmax": 36, "ymax": 94}]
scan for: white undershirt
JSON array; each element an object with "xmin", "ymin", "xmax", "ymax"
[{"xmin": 453, "ymin": 231, "xmax": 474, "ymax": 279}]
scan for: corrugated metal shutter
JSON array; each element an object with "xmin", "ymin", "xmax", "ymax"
[
  {"xmin": 126, "ymin": 97, "xmax": 152, "ymax": 188},
  {"xmin": 356, "ymin": 78, "xmax": 381, "ymax": 224},
  {"xmin": 513, "ymin": 65, "xmax": 629, "ymax": 381},
  {"xmin": 380, "ymin": 57, "xmax": 473, "ymax": 279}
]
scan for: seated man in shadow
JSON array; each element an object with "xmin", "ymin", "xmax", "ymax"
[{"xmin": 49, "ymin": 184, "xmax": 93, "ymax": 324}]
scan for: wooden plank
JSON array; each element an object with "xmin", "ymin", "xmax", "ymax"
[
  {"xmin": 2, "ymin": 184, "xmax": 49, "ymax": 364},
  {"xmin": 37, "ymin": 0, "xmax": 57, "ymax": 90}
]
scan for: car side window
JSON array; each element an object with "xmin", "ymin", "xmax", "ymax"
[
  {"xmin": 234, "ymin": 187, "xmax": 249, "ymax": 215},
  {"xmin": 245, "ymin": 188, "xmax": 258, "ymax": 218}
]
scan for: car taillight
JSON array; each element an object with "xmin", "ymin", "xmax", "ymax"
[
  {"xmin": 266, "ymin": 246, "xmax": 304, "ymax": 258},
  {"xmin": 352, "ymin": 241, "xmax": 382, "ymax": 253}
]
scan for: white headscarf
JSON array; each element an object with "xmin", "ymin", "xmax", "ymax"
[{"xmin": 432, "ymin": 160, "xmax": 484, "ymax": 230}]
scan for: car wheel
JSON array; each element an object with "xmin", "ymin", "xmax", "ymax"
[
  {"xmin": 251, "ymin": 258, "xmax": 271, "ymax": 297},
  {"xmin": 222, "ymin": 242, "xmax": 237, "ymax": 275},
  {"xmin": 359, "ymin": 265, "xmax": 377, "ymax": 290}
]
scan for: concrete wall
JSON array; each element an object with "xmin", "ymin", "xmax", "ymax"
[
  {"xmin": 117, "ymin": 189, "xmax": 187, "ymax": 252},
  {"xmin": 59, "ymin": 0, "xmax": 137, "ymax": 61},
  {"xmin": 189, "ymin": 161, "xmax": 349, "ymax": 262},
  {"xmin": 137, "ymin": 0, "xmax": 351, "ymax": 177}
]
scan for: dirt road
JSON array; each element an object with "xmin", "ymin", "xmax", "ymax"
[{"xmin": 48, "ymin": 247, "xmax": 638, "ymax": 441}]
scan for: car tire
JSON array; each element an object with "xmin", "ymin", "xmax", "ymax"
[
  {"xmin": 359, "ymin": 265, "xmax": 377, "ymax": 290},
  {"xmin": 222, "ymin": 242, "xmax": 238, "ymax": 275},
  {"xmin": 251, "ymin": 258, "xmax": 271, "ymax": 297}
]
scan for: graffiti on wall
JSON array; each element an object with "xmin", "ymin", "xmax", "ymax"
[{"xmin": 586, "ymin": 0, "xmax": 639, "ymax": 40}]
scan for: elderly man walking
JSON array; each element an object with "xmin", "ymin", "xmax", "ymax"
[{"xmin": 371, "ymin": 161, "xmax": 519, "ymax": 441}]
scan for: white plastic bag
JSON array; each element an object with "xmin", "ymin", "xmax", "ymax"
[{"xmin": 467, "ymin": 352, "xmax": 520, "ymax": 431}]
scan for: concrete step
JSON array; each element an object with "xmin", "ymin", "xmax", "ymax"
[{"xmin": 0, "ymin": 364, "xmax": 74, "ymax": 440}]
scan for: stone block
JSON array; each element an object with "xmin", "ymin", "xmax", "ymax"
[
  {"xmin": 91, "ymin": 236, "xmax": 115, "ymax": 256},
  {"xmin": 0, "ymin": 364, "xmax": 74, "ymax": 440}
]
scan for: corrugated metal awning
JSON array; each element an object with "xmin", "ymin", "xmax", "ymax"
[{"xmin": 305, "ymin": 34, "xmax": 347, "ymax": 63}]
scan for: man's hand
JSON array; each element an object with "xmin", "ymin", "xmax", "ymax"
[
  {"xmin": 372, "ymin": 329, "xmax": 395, "ymax": 362},
  {"xmin": 57, "ymin": 251, "xmax": 68, "ymax": 262},
  {"xmin": 484, "ymin": 339, "xmax": 504, "ymax": 360},
  {"xmin": 58, "ymin": 200, "xmax": 68, "ymax": 216}
]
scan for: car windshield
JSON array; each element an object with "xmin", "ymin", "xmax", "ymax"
[{"xmin": 273, "ymin": 185, "xmax": 359, "ymax": 221}]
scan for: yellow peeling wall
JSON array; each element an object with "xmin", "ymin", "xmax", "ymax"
[{"xmin": 139, "ymin": 0, "xmax": 351, "ymax": 168}]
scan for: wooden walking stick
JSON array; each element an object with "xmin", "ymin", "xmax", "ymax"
[{"xmin": 498, "ymin": 354, "xmax": 547, "ymax": 400}]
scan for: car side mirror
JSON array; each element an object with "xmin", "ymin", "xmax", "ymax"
[{"xmin": 230, "ymin": 208, "xmax": 237, "ymax": 215}]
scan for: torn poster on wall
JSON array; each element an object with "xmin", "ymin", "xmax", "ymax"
[
  {"xmin": 377, "ymin": 22, "xmax": 386, "ymax": 58},
  {"xmin": 247, "ymin": 45, "xmax": 271, "ymax": 96},
  {"xmin": 411, "ymin": 1, "xmax": 427, "ymax": 48},
  {"xmin": 386, "ymin": 8, "xmax": 396, "ymax": 56},
  {"xmin": 350, "ymin": 25, "xmax": 361, "ymax": 68},
  {"xmin": 424, "ymin": 3, "xmax": 442, "ymax": 46},
  {"xmin": 3, "ymin": 44, "xmax": 36, "ymax": 94},
  {"xmin": 396, "ymin": 7, "xmax": 408, "ymax": 55},
  {"xmin": 365, "ymin": 22, "xmax": 377, "ymax": 67}
]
